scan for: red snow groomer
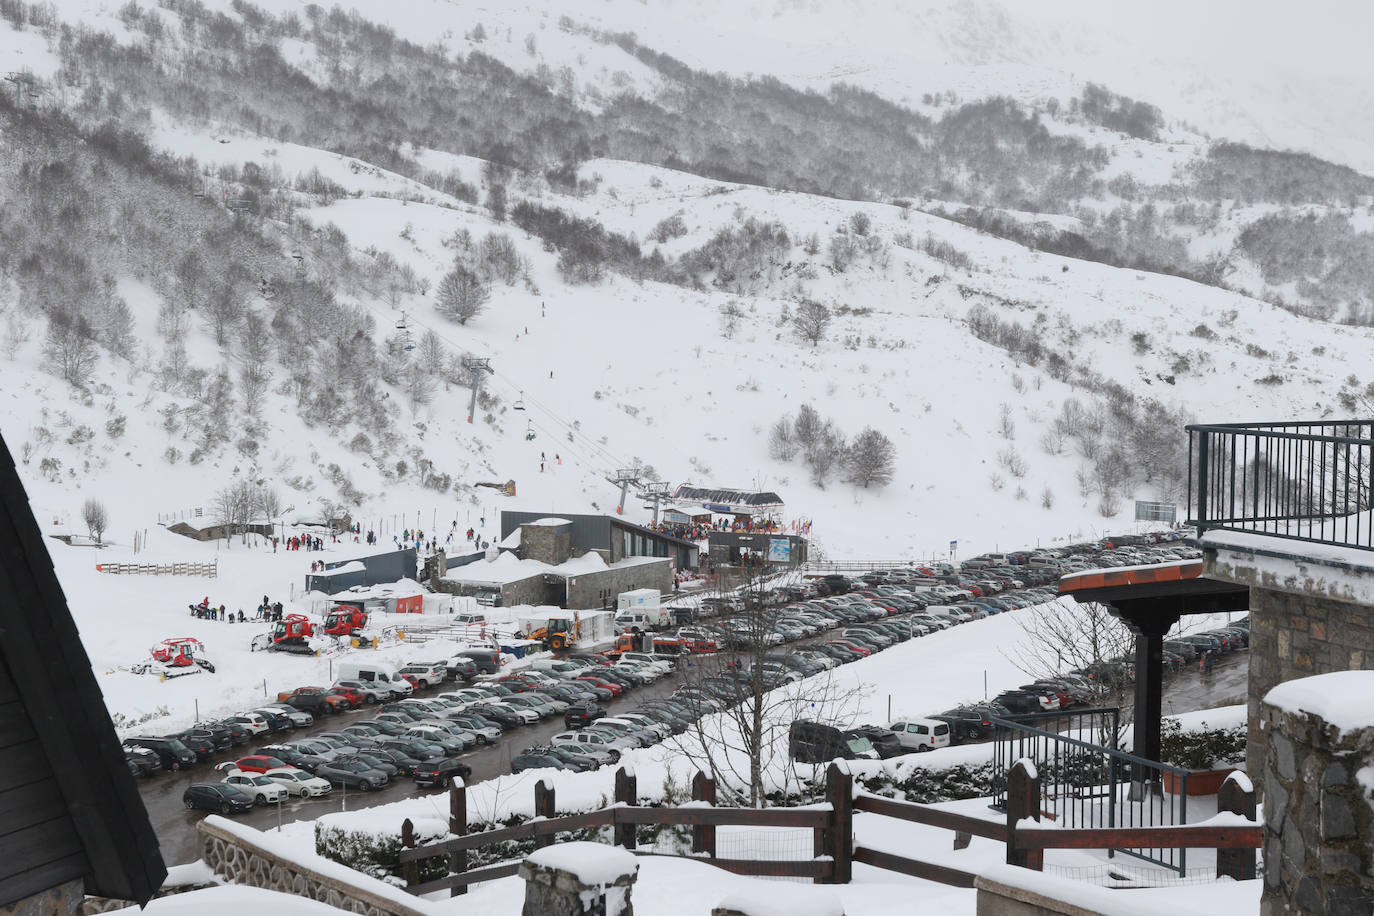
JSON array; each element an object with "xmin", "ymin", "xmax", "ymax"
[
  {"xmin": 149, "ymin": 637, "xmax": 216, "ymax": 675},
  {"xmin": 323, "ymin": 605, "xmax": 369, "ymax": 638},
  {"xmin": 268, "ymin": 613, "xmax": 317, "ymax": 654}
]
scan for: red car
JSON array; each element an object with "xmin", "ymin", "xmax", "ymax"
[
  {"xmin": 828, "ymin": 640, "xmax": 871, "ymax": 657},
  {"xmin": 327, "ymin": 686, "xmax": 363, "ymax": 708},
  {"xmin": 233, "ymin": 754, "xmax": 287, "ymax": 774},
  {"xmin": 399, "ymin": 673, "xmax": 420, "ymax": 690},
  {"xmin": 575, "ymin": 675, "xmax": 623, "ymax": 697}
]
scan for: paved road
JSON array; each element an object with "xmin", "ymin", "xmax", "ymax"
[{"xmin": 139, "ymin": 634, "xmax": 1251, "ymax": 865}]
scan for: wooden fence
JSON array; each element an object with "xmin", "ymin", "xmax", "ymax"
[
  {"xmin": 95, "ymin": 560, "xmax": 218, "ymax": 578},
  {"xmin": 396, "ymin": 761, "xmax": 1261, "ymax": 896}
]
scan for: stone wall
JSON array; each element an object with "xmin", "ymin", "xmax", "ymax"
[
  {"xmin": 565, "ymin": 559, "xmax": 672, "ymax": 611},
  {"xmin": 1205, "ymin": 546, "xmax": 1374, "ymax": 774},
  {"xmin": 521, "ymin": 523, "xmax": 572, "ymax": 566},
  {"xmin": 1260, "ymin": 674, "xmax": 1374, "ymax": 915},
  {"xmin": 0, "ymin": 879, "xmax": 82, "ymax": 916},
  {"xmin": 197, "ymin": 818, "xmax": 430, "ymax": 916}
]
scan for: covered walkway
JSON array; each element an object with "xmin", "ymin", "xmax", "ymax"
[{"xmin": 1057, "ymin": 559, "xmax": 1248, "ymax": 765}]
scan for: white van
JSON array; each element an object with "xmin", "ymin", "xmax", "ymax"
[
  {"xmin": 888, "ymin": 717, "xmax": 952, "ymax": 752},
  {"xmin": 335, "ymin": 660, "xmax": 412, "ymax": 698},
  {"xmin": 454, "ymin": 612, "xmax": 487, "ymax": 626}
]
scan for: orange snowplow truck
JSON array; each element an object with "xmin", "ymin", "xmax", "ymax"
[{"xmin": 611, "ymin": 634, "xmax": 708, "ymax": 656}]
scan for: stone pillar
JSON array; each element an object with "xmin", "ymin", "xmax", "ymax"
[
  {"xmin": 1261, "ymin": 671, "xmax": 1374, "ymax": 915},
  {"xmin": 519, "ymin": 842, "xmax": 637, "ymax": 916}
]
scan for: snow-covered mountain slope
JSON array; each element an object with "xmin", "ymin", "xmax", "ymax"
[{"xmin": 0, "ymin": 0, "xmax": 1370, "ymax": 731}]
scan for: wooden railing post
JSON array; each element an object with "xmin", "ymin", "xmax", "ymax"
[
  {"xmin": 1216, "ymin": 774, "xmax": 1257, "ymax": 881},
  {"xmin": 691, "ymin": 770, "xmax": 716, "ymax": 857},
  {"xmin": 614, "ymin": 767, "xmax": 638, "ymax": 850},
  {"xmin": 401, "ymin": 818, "xmax": 419, "ymax": 888},
  {"xmin": 533, "ymin": 780, "xmax": 556, "ymax": 849},
  {"xmin": 824, "ymin": 763, "xmax": 853, "ymax": 884},
  {"xmin": 449, "ymin": 779, "xmax": 468, "ymax": 896},
  {"xmin": 1005, "ymin": 758, "xmax": 1042, "ymax": 870}
]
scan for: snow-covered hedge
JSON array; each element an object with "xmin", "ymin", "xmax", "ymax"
[{"xmin": 315, "ymin": 817, "xmax": 451, "ymax": 883}]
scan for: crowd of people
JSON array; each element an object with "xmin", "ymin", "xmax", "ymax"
[{"xmin": 189, "ymin": 595, "xmax": 284, "ymax": 624}]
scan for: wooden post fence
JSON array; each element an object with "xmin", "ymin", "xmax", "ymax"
[
  {"xmin": 824, "ymin": 764, "xmax": 853, "ymax": 884},
  {"xmin": 449, "ymin": 780, "xmax": 467, "ymax": 895},
  {"xmin": 1004, "ymin": 758, "xmax": 1042, "ymax": 870},
  {"xmin": 400, "ymin": 818, "xmax": 418, "ymax": 887},
  {"xmin": 533, "ymin": 780, "xmax": 556, "ymax": 850},
  {"xmin": 1215, "ymin": 773, "xmax": 1258, "ymax": 881},
  {"xmin": 691, "ymin": 771, "xmax": 716, "ymax": 858},
  {"xmin": 614, "ymin": 767, "xmax": 638, "ymax": 850}
]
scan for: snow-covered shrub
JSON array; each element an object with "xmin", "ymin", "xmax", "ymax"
[{"xmin": 315, "ymin": 819, "xmax": 451, "ymax": 882}]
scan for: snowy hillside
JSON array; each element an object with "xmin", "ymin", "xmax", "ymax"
[{"xmin": 0, "ymin": 0, "xmax": 1370, "ymax": 732}]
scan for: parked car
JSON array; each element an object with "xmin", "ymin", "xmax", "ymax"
[
  {"xmin": 454, "ymin": 648, "xmax": 502, "ymax": 675},
  {"xmin": 231, "ymin": 754, "xmax": 288, "ymax": 774},
  {"xmin": 511, "ymin": 750, "xmax": 570, "ymax": 773},
  {"xmin": 445, "ymin": 657, "xmax": 479, "ymax": 682},
  {"xmin": 222, "ymin": 771, "xmax": 288, "ymax": 805},
  {"xmin": 256, "ymin": 704, "xmax": 314, "ymax": 727},
  {"xmin": 399, "ymin": 663, "xmax": 447, "ymax": 688},
  {"xmin": 564, "ymin": 701, "xmax": 606, "ymax": 729},
  {"xmin": 183, "ymin": 782, "xmax": 254, "ymax": 815},
  {"xmin": 887, "ymin": 718, "xmax": 953, "ymax": 753},
  {"xmin": 315, "ymin": 758, "xmax": 389, "ymax": 791},
  {"xmin": 788, "ymin": 720, "xmax": 878, "ymax": 763},
  {"xmin": 263, "ymin": 766, "xmax": 333, "ymax": 798},
  {"xmin": 168, "ymin": 730, "xmax": 218, "ymax": 762},
  {"xmin": 848, "ymin": 725, "xmax": 904, "ymax": 759},
  {"xmin": 126, "ymin": 736, "xmax": 197, "ymax": 771},
  {"xmin": 414, "ymin": 757, "xmax": 473, "ymax": 788},
  {"xmin": 124, "ymin": 745, "xmax": 163, "ymax": 778},
  {"xmin": 930, "ymin": 704, "xmax": 1011, "ymax": 743}
]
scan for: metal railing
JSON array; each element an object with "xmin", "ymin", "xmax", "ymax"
[
  {"xmin": 990, "ymin": 712, "xmax": 1193, "ymax": 874},
  {"xmin": 1187, "ymin": 421, "xmax": 1374, "ymax": 551}
]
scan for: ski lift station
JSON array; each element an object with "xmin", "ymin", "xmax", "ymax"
[{"xmin": 433, "ymin": 515, "xmax": 679, "ymax": 609}]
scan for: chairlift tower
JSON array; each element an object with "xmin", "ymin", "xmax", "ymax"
[
  {"xmin": 606, "ymin": 468, "xmax": 641, "ymax": 516},
  {"xmin": 461, "ymin": 358, "xmax": 493, "ymax": 425},
  {"xmin": 638, "ymin": 482, "xmax": 674, "ymax": 525},
  {"xmin": 5, "ymin": 70, "xmax": 37, "ymax": 110}
]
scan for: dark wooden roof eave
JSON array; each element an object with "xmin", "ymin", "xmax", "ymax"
[{"xmin": 0, "ymin": 432, "xmax": 166, "ymax": 904}]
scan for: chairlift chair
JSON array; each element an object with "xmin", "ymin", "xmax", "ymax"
[
  {"xmin": 525, "ymin": 420, "xmax": 536, "ymax": 441},
  {"xmin": 514, "ymin": 390, "xmax": 526, "ymax": 411}
]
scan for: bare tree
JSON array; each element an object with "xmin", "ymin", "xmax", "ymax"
[
  {"xmin": 2, "ymin": 313, "xmax": 32, "ymax": 359},
  {"xmin": 205, "ymin": 279, "xmax": 246, "ymax": 345},
  {"xmin": 792, "ymin": 403, "xmax": 822, "ymax": 449},
  {"xmin": 257, "ymin": 486, "xmax": 282, "ymax": 526},
  {"xmin": 1007, "ymin": 598, "xmax": 1135, "ymax": 741},
  {"xmin": 805, "ymin": 421, "xmax": 846, "ymax": 488},
  {"xmin": 82, "ymin": 498, "xmax": 108, "ymax": 545},
  {"xmin": 768, "ymin": 416, "xmax": 797, "ymax": 461},
  {"xmin": 43, "ymin": 311, "xmax": 99, "ymax": 387},
  {"xmin": 845, "ymin": 427, "xmax": 896, "ymax": 488},
  {"xmin": 236, "ymin": 310, "xmax": 273, "ymax": 418},
  {"xmin": 668, "ymin": 569, "xmax": 863, "ymax": 806},
  {"xmin": 434, "ymin": 267, "xmax": 489, "ymax": 325},
  {"xmin": 212, "ymin": 479, "xmax": 256, "ymax": 547},
  {"xmin": 792, "ymin": 299, "xmax": 831, "ymax": 347}
]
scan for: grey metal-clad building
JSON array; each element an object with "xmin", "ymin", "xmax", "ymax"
[
  {"xmin": 305, "ymin": 547, "xmax": 418, "ymax": 594},
  {"xmin": 500, "ymin": 511, "xmax": 699, "ymax": 570}
]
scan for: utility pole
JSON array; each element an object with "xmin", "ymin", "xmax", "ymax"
[
  {"xmin": 605, "ymin": 469, "xmax": 641, "ymax": 516},
  {"xmin": 638, "ymin": 482, "xmax": 673, "ymax": 525},
  {"xmin": 461, "ymin": 358, "xmax": 493, "ymax": 424}
]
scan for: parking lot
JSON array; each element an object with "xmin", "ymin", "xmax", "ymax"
[{"xmin": 134, "ymin": 538, "xmax": 1249, "ymax": 864}]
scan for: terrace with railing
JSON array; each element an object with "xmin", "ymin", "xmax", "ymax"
[{"xmin": 1187, "ymin": 420, "xmax": 1374, "ymax": 552}]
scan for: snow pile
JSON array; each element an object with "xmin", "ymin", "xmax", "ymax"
[
  {"xmin": 714, "ymin": 883, "xmax": 844, "ymax": 916},
  {"xmin": 1264, "ymin": 671, "xmax": 1374, "ymax": 734},
  {"xmin": 104, "ymin": 885, "xmax": 364, "ymax": 915}
]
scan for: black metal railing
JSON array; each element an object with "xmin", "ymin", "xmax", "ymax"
[
  {"xmin": 1188, "ymin": 421, "xmax": 1374, "ymax": 551},
  {"xmin": 989, "ymin": 710, "xmax": 1193, "ymax": 874}
]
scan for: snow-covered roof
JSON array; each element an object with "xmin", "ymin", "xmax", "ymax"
[
  {"xmin": 318, "ymin": 561, "xmax": 365, "ymax": 576},
  {"xmin": 529, "ymin": 517, "xmax": 573, "ymax": 526}
]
